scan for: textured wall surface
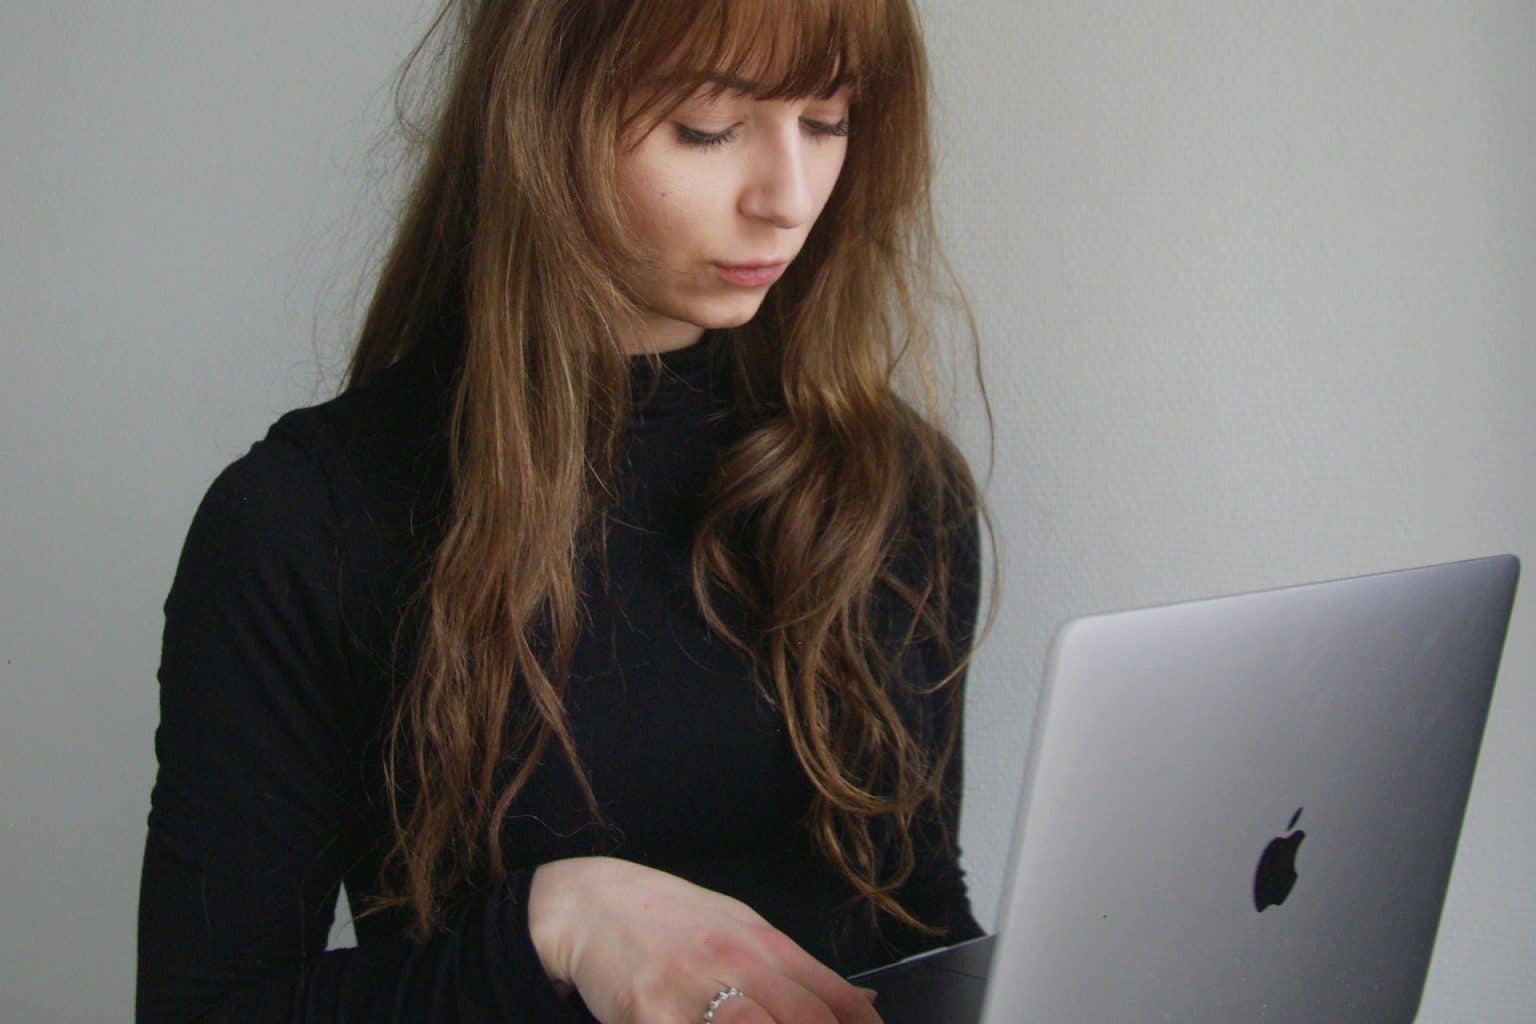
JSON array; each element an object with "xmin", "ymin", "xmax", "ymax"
[{"xmin": 1, "ymin": 2, "xmax": 1530, "ymax": 1020}]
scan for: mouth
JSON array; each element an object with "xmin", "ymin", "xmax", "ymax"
[
  {"xmin": 715, "ymin": 260, "xmax": 789, "ymax": 271},
  {"xmin": 714, "ymin": 262, "xmax": 788, "ymax": 286}
]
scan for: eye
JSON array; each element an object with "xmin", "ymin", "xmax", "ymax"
[
  {"xmin": 674, "ymin": 124, "xmax": 733, "ymax": 149},
  {"xmin": 810, "ymin": 118, "xmax": 852, "ymax": 140},
  {"xmin": 674, "ymin": 118, "xmax": 851, "ymax": 149}
]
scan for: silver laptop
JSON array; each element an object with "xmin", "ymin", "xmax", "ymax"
[{"xmin": 851, "ymin": 554, "xmax": 1520, "ymax": 1023}]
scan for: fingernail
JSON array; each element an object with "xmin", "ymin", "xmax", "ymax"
[{"xmin": 858, "ymin": 986, "xmax": 879, "ymax": 1001}]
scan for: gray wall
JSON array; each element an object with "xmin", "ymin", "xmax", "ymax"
[
  {"xmin": 2, "ymin": 2, "xmax": 1531, "ymax": 1020},
  {"xmin": 941, "ymin": 4, "xmax": 1535, "ymax": 1020}
]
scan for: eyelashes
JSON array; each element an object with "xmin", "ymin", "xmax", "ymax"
[{"xmin": 674, "ymin": 118, "xmax": 851, "ymax": 150}]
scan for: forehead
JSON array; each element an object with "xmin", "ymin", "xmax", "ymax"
[
  {"xmin": 639, "ymin": 13, "xmax": 861, "ymax": 96},
  {"xmin": 641, "ymin": 58, "xmax": 860, "ymax": 102},
  {"xmin": 617, "ymin": 13, "xmax": 865, "ymax": 138},
  {"xmin": 627, "ymin": 61, "xmax": 858, "ymax": 134}
]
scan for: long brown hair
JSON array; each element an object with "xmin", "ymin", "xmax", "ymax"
[{"xmin": 346, "ymin": 0, "xmax": 997, "ymax": 946}]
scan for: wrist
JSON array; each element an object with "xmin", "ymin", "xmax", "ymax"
[{"xmin": 528, "ymin": 857, "xmax": 596, "ymax": 987}]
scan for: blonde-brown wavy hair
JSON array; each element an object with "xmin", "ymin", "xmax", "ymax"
[{"xmin": 345, "ymin": 0, "xmax": 997, "ymax": 946}]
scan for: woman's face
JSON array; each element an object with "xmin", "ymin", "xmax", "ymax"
[{"xmin": 614, "ymin": 75, "xmax": 853, "ymax": 355}]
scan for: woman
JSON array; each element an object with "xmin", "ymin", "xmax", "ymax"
[{"xmin": 137, "ymin": 1, "xmax": 995, "ymax": 1021}]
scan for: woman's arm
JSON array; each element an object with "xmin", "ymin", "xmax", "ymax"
[
  {"xmin": 135, "ymin": 421, "xmax": 582, "ymax": 1023},
  {"xmin": 881, "ymin": 500, "xmax": 988, "ymax": 956}
]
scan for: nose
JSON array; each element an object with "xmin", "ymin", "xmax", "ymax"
[{"xmin": 738, "ymin": 121, "xmax": 817, "ymax": 229}]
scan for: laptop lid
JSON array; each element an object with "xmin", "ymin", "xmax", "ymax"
[{"xmin": 966, "ymin": 554, "xmax": 1520, "ymax": 1023}]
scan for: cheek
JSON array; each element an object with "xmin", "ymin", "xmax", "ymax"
[
  {"xmin": 633, "ymin": 177, "xmax": 714, "ymax": 250},
  {"xmin": 817, "ymin": 150, "xmax": 849, "ymax": 203},
  {"xmin": 619, "ymin": 160, "xmax": 688, "ymax": 234}
]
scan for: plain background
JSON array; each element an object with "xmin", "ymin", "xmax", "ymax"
[{"xmin": 2, "ymin": 2, "xmax": 1531, "ymax": 1020}]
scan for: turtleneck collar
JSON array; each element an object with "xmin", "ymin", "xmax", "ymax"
[
  {"xmin": 387, "ymin": 324, "xmax": 733, "ymax": 423},
  {"xmin": 628, "ymin": 329, "xmax": 731, "ymax": 422}
]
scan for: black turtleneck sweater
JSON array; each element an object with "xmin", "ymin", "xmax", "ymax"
[{"xmin": 136, "ymin": 329, "xmax": 984, "ymax": 1022}]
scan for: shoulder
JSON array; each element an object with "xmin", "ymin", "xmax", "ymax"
[
  {"xmin": 170, "ymin": 409, "xmax": 340, "ymax": 618},
  {"xmin": 886, "ymin": 405, "xmax": 981, "ymax": 577},
  {"xmin": 275, "ymin": 341, "xmax": 454, "ymax": 490},
  {"xmin": 230, "ymin": 343, "xmax": 452, "ymax": 522},
  {"xmin": 173, "ymin": 346, "xmax": 453, "ymax": 606}
]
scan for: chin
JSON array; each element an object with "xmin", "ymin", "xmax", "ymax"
[
  {"xmin": 653, "ymin": 284, "xmax": 771, "ymax": 333},
  {"xmin": 713, "ymin": 293, "xmax": 773, "ymax": 324},
  {"xmin": 718, "ymin": 307, "xmax": 764, "ymax": 329}
]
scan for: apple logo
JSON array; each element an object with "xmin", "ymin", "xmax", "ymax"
[{"xmin": 1253, "ymin": 807, "xmax": 1306, "ymax": 912}]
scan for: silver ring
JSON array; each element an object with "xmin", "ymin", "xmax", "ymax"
[{"xmin": 703, "ymin": 985, "xmax": 745, "ymax": 1022}]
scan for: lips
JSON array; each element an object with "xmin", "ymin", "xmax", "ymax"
[
  {"xmin": 715, "ymin": 259, "xmax": 788, "ymax": 270},
  {"xmin": 714, "ymin": 261, "xmax": 788, "ymax": 287}
]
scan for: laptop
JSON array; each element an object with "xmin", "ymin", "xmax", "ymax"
[{"xmin": 850, "ymin": 554, "xmax": 1520, "ymax": 1023}]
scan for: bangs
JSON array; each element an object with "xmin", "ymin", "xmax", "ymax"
[{"xmin": 614, "ymin": 0, "xmax": 886, "ymax": 138}]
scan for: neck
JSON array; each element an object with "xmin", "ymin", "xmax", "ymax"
[{"xmin": 621, "ymin": 312, "xmax": 707, "ymax": 356}]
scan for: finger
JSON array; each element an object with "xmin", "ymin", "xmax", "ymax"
[
  {"xmin": 700, "ymin": 987, "xmax": 776, "ymax": 1024},
  {"xmin": 725, "ymin": 969, "xmax": 839, "ymax": 1024},
  {"xmin": 746, "ymin": 930, "xmax": 884, "ymax": 1024}
]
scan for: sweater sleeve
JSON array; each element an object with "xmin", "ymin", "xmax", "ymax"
[
  {"xmin": 881, "ymin": 501, "xmax": 988, "ymax": 956},
  {"xmin": 135, "ymin": 419, "xmax": 585, "ymax": 1023}
]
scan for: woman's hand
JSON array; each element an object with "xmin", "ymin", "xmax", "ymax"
[{"xmin": 529, "ymin": 856, "xmax": 884, "ymax": 1024}]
